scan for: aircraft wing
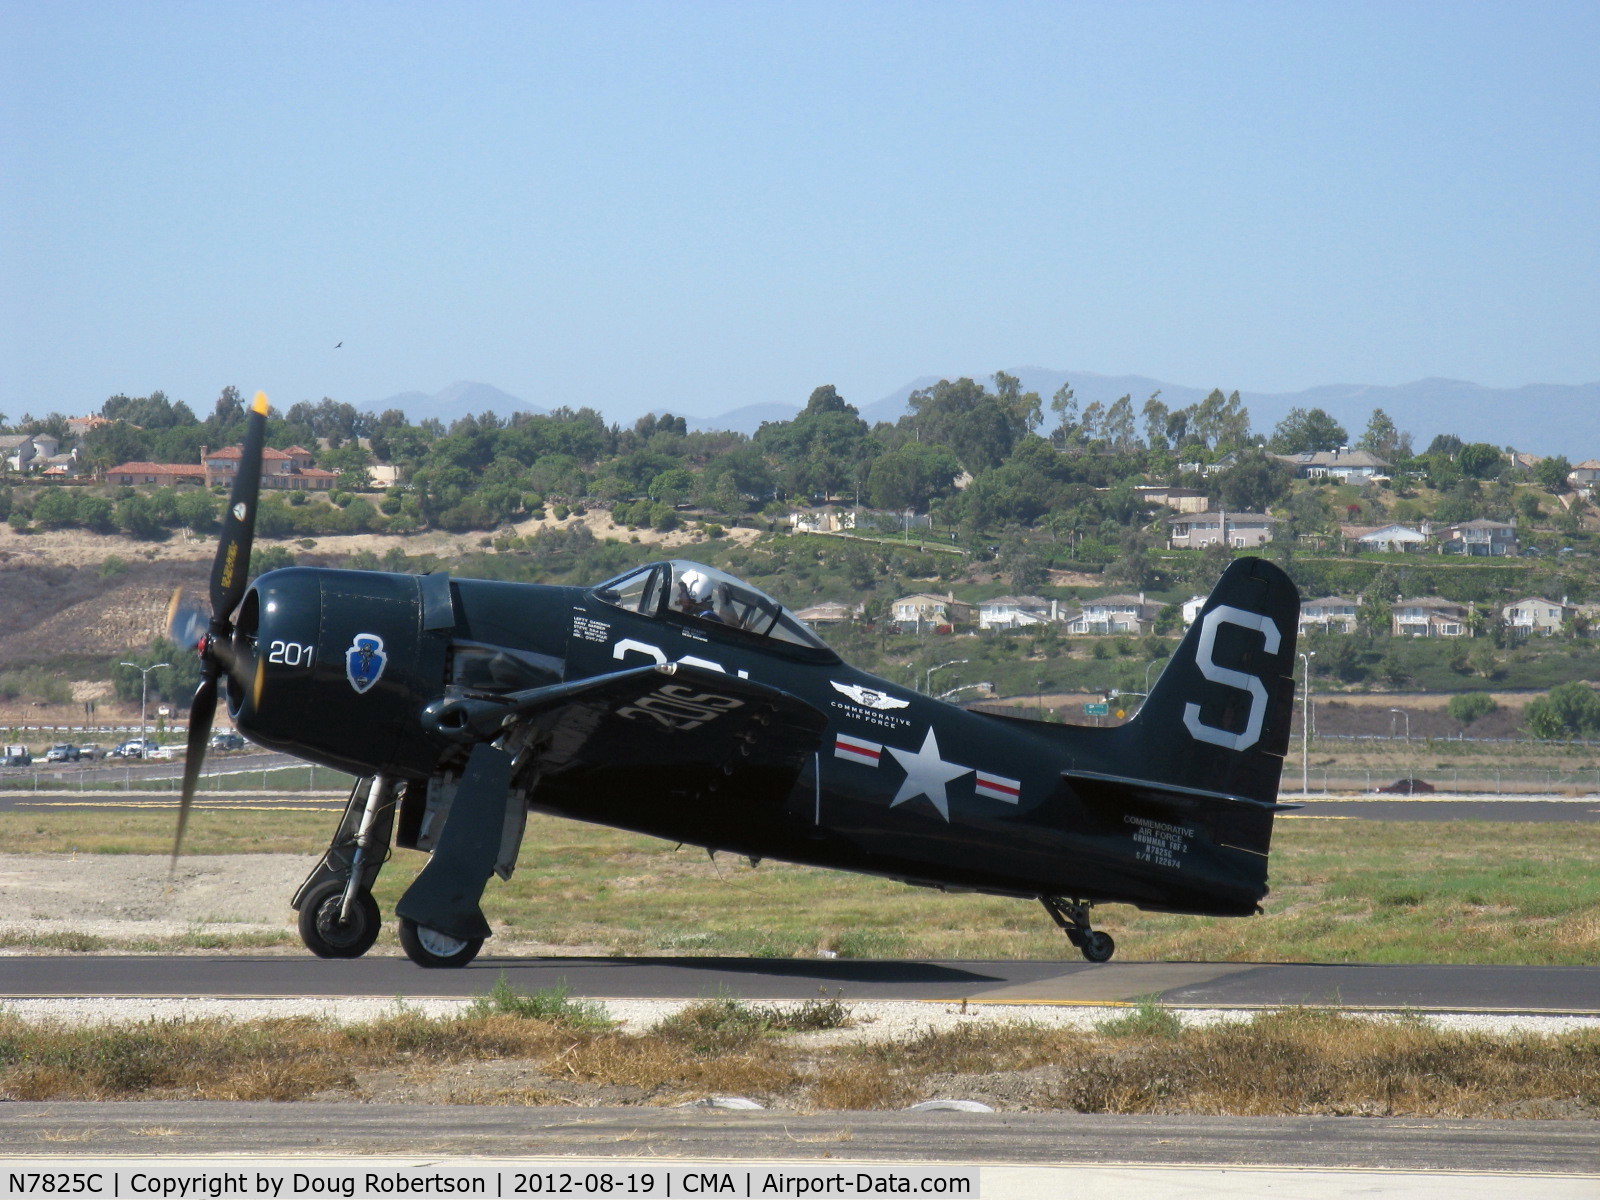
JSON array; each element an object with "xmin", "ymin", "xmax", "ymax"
[{"xmin": 422, "ymin": 662, "xmax": 829, "ymax": 805}]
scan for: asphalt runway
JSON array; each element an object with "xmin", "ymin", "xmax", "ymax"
[
  {"xmin": 1287, "ymin": 796, "xmax": 1600, "ymax": 821},
  {"xmin": 7, "ymin": 792, "xmax": 1600, "ymax": 820},
  {"xmin": 3, "ymin": 954, "xmax": 1597, "ymax": 1014}
]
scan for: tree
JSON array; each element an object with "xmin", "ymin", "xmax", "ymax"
[
  {"xmin": 1457, "ymin": 442, "xmax": 1504, "ymax": 479},
  {"xmin": 1356, "ymin": 408, "xmax": 1403, "ymax": 461},
  {"xmin": 1141, "ymin": 392, "xmax": 1168, "ymax": 450},
  {"xmin": 1047, "ymin": 382, "xmax": 1077, "ymax": 447},
  {"xmin": 1269, "ymin": 407, "xmax": 1348, "ymax": 454},
  {"xmin": 648, "ymin": 468, "xmax": 694, "ymax": 507},
  {"xmin": 1525, "ymin": 683, "xmax": 1600, "ymax": 740},
  {"xmin": 1211, "ymin": 449, "xmax": 1293, "ymax": 512},
  {"xmin": 904, "ymin": 377, "xmax": 1029, "ymax": 472},
  {"xmin": 1102, "ymin": 395, "xmax": 1138, "ymax": 451},
  {"xmin": 1447, "ymin": 692, "xmax": 1497, "ymax": 726},
  {"xmin": 866, "ymin": 442, "xmax": 960, "ymax": 512},
  {"xmin": 1534, "ymin": 455, "xmax": 1572, "ymax": 493}
]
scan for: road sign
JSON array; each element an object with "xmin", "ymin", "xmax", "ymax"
[{"xmin": 1083, "ymin": 702, "xmax": 1109, "ymax": 716}]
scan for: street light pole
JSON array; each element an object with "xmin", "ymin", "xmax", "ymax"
[
  {"xmin": 119, "ymin": 662, "xmax": 170, "ymax": 756},
  {"xmin": 926, "ymin": 659, "xmax": 968, "ymax": 694},
  {"xmin": 1389, "ymin": 706, "xmax": 1411, "ymax": 793},
  {"xmin": 1298, "ymin": 650, "xmax": 1316, "ymax": 794}
]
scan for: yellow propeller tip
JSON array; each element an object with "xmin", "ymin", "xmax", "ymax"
[{"xmin": 251, "ymin": 391, "xmax": 269, "ymax": 415}]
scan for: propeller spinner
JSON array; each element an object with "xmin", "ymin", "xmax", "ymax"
[{"xmin": 171, "ymin": 390, "xmax": 270, "ymax": 868}]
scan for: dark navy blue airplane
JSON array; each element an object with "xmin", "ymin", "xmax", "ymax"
[{"xmin": 172, "ymin": 393, "xmax": 1302, "ymax": 968}]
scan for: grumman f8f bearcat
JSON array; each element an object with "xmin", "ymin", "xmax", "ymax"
[{"xmin": 170, "ymin": 393, "xmax": 1302, "ymax": 968}]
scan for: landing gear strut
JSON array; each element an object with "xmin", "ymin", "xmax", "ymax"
[
  {"xmin": 1041, "ymin": 896, "xmax": 1116, "ymax": 963},
  {"xmin": 293, "ymin": 774, "xmax": 396, "ymax": 959}
]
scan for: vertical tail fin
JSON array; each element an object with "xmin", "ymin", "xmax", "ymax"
[{"xmin": 1125, "ymin": 556, "xmax": 1300, "ymax": 805}]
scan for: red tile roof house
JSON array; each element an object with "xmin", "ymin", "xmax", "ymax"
[
  {"xmin": 202, "ymin": 444, "xmax": 337, "ymax": 490},
  {"xmin": 105, "ymin": 462, "xmax": 208, "ymax": 486}
]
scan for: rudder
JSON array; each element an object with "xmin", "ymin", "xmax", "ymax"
[{"xmin": 1124, "ymin": 556, "xmax": 1300, "ymax": 807}]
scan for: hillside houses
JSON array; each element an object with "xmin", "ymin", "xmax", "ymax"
[
  {"xmin": 1066, "ymin": 594, "xmax": 1160, "ymax": 636},
  {"xmin": 1439, "ymin": 519, "xmax": 1518, "ymax": 556},
  {"xmin": 1271, "ymin": 448, "xmax": 1391, "ymax": 480},
  {"xmin": 1393, "ymin": 597, "xmax": 1470, "ymax": 638},
  {"xmin": 1502, "ymin": 597, "xmax": 1574, "ymax": 637},
  {"xmin": 202, "ymin": 445, "xmax": 338, "ymax": 491},
  {"xmin": 1341, "ymin": 523, "xmax": 1428, "ymax": 553},
  {"xmin": 1167, "ymin": 511, "xmax": 1278, "ymax": 550},
  {"xmin": 1300, "ymin": 596, "xmax": 1359, "ymax": 635}
]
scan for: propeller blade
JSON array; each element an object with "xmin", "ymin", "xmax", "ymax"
[
  {"xmin": 209, "ymin": 638, "xmax": 264, "ymax": 712},
  {"xmin": 172, "ymin": 672, "xmax": 219, "ymax": 870},
  {"xmin": 209, "ymin": 390, "xmax": 270, "ymax": 624},
  {"xmin": 165, "ymin": 586, "xmax": 207, "ymax": 650}
]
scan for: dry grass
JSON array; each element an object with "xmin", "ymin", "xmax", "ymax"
[
  {"xmin": 0, "ymin": 1005, "xmax": 1594, "ymax": 1118},
  {"xmin": 2, "ymin": 808, "xmax": 1598, "ymax": 964}
]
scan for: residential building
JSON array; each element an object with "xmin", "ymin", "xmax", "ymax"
[
  {"xmin": 1300, "ymin": 596, "xmax": 1359, "ymax": 635},
  {"xmin": 1066, "ymin": 593, "xmax": 1160, "ymax": 636},
  {"xmin": 1134, "ymin": 485, "xmax": 1209, "ymax": 513},
  {"xmin": 794, "ymin": 601, "xmax": 854, "ymax": 626},
  {"xmin": 1568, "ymin": 460, "xmax": 1600, "ymax": 493},
  {"xmin": 891, "ymin": 593, "xmax": 973, "ymax": 631},
  {"xmin": 202, "ymin": 444, "xmax": 337, "ymax": 491},
  {"xmin": 978, "ymin": 596, "xmax": 1062, "ymax": 630},
  {"xmin": 1167, "ymin": 511, "xmax": 1278, "ymax": 549},
  {"xmin": 1341, "ymin": 523, "xmax": 1429, "ymax": 553},
  {"xmin": 1179, "ymin": 595, "xmax": 1207, "ymax": 628},
  {"xmin": 789, "ymin": 508, "xmax": 929, "ymax": 533},
  {"xmin": 1440, "ymin": 519, "xmax": 1518, "ymax": 556},
  {"xmin": 106, "ymin": 461, "xmax": 208, "ymax": 486},
  {"xmin": 1502, "ymin": 597, "xmax": 1573, "ymax": 637},
  {"xmin": 1393, "ymin": 597, "xmax": 1470, "ymax": 638},
  {"xmin": 1271, "ymin": 449, "xmax": 1391, "ymax": 480}
]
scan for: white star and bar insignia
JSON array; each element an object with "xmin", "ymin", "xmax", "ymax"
[{"xmin": 832, "ymin": 727, "xmax": 1022, "ymax": 821}]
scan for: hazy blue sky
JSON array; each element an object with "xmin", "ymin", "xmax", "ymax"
[{"xmin": 3, "ymin": 1, "xmax": 1597, "ymax": 424}]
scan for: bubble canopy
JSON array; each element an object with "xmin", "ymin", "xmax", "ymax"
[{"xmin": 592, "ymin": 560, "xmax": 835, "ymax": 656}]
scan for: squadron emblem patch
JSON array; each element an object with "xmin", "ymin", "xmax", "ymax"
[{"xmin": 345, "ymin": 632, "xmax": 388, "ymax": 694}]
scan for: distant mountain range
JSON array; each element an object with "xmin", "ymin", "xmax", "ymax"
[{"xmin": 382, "ymin": 373, "xmax": 1599, "ymax": 457}]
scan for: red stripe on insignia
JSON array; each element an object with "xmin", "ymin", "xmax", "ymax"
[{"xmin": 977, "ymin": 773, "xmax": 1020, "ymax": 798}]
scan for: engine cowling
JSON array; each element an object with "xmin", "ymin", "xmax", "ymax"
[{"xmin": 230, "ymin": 567, "xmax": 449, "ymax": 779}]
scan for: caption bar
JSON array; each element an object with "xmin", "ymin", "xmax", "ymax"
[{"xmin": 0, "ymin": 1164, "xmax": 977, "ymax": 1200}]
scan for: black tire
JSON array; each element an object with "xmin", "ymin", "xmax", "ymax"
[
  {"xmin": 1080, "ymin": 930, "xmax": 1116, "ymax": 964},
  {"xmin": 398, "ymin": 916, "xmax": 484, "ymax": 969},
  {"xmin": 298, "ymin": 880, "xmax": 381, "ymax": 959}
]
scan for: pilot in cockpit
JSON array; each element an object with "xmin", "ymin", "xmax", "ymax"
[{"xmin": 676, "ymin": 569, "xmax": 742, "ymax": 628}]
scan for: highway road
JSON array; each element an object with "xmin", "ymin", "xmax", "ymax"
[{"xmin": 3, "ymin": 954, "xmax": 1597, "ymax": 1014}]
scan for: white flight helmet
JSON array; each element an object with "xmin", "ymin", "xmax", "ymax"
[{"xmin": 679, "ymin": 569, "xmax": 715, "ymax": 603}]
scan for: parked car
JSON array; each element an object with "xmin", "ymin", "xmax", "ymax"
[
  {"xmin": 45, "ymin": 744, "xmax": 81, "ymax": 763},
  {"xmin": 113, "ymin": 738, "xmax": 156, "ymax": 759},
  {"xmin": 145, "ymin": 744, "xmax": 178, "ymax": 760},
  {"xmin": 209, "ymin": 731, "xmax": 246, "ymax": 751},
  {"xmin": 2, "ymin": 746, "xmax": 32, "ymax": 767},
  {"xmin": 77, "ymin": 744, "xmax": 105, "ymax": 760}
]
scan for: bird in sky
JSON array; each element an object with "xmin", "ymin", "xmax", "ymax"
[{"xmin": 334, "ymin": 341, "xmax": 342, "ymax": 349}]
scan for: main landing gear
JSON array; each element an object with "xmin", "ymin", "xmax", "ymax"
[
  {"xmin": 1040, "ymin": 896, "xmax": 1116, "ymax": 963},
  {"xmin": 292, "ymin": 774, "xmax": 484, "ymax": 969}
]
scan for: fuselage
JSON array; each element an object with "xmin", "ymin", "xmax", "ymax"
[{"xmin": 234, "ymin": 565, "xmax": 1275, "ymax": 916}]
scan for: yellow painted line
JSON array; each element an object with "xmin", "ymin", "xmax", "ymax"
[{"xmin": 920, "ymin": 997, "xmax": 1600, "ymax": 1015}]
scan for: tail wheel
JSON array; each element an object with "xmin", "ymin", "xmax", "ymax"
[
  {"xmin": 398, "ymin": 916, "xmax": 483, "ymax": 969},
  {"xmin": 298, "ymin": 880, "xmax": 381, "ymax": 959}
]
